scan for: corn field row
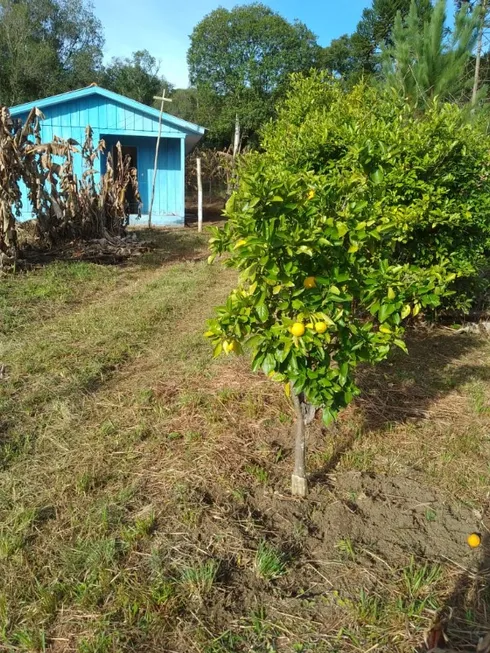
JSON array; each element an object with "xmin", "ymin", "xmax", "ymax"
[{"xmin": 0, "ymin": 106, "xmax": 140, "ymax": 267}]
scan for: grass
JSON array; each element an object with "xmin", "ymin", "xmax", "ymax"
[
  {"xmin": 254, "ymin": 541, "xmax": 287, "ymax": 581},
  {"xmin": 0, "ymin": 228, "xmax": 489, "ymax": 652},
  {"xmin": 180, "ymin": 559, "xmax": 220, "ymax": 600}
]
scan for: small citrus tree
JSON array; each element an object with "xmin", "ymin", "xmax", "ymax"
[{"xmin": 205, "ymin": 73, "xmax": 490, "ymax": 497}]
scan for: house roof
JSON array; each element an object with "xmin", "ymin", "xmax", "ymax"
[{"xmin": 9, "ymin": 85, "xmax": 205, "ymax": 137}]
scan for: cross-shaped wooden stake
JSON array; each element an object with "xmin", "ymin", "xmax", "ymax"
[{"xmin": 149, "ymin": 88, "xmax": 172, "ymax": 228}]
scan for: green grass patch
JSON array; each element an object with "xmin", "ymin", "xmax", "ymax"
[{"xmin": 0, "ymin": 261, "xmax": 120, "ymax": 335}]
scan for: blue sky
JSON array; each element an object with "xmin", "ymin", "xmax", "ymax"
[{"xmin": 91, "ymin": 0, "xmax": 371, "ymax": 88}]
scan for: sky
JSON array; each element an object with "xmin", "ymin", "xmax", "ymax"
[{"xmin": 91, "ymin": 0, "xmax": 372, "ymax": 89}]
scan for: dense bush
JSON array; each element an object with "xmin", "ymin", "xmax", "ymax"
[{"xmin": 206, "ymin": 72, "xmax": 490, "ymax": 434}]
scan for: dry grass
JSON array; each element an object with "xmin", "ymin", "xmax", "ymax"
[{"xmin": 0, "ymin": 229, "xmax": 489, "ymax": 652}]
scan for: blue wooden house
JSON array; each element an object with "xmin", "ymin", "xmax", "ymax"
[{"xmin": 9, "ymin": 85, "xmax": 205, "ymax": 227}]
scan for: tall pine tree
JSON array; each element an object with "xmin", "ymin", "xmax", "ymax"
[{"xmin": 382, "ymin": 0, "xmax": 479, "ymax": 107}]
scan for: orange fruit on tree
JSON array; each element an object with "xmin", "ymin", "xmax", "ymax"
[
  {"xmin": 315, "ymin": 322, "xmax": 327, "ymax": 334},
  {"xmin": 304, "ymin": 276, "xmax": 316, "ymax": 289},
  {"xmin": 290, "ymin": 322, "xmax": 305, "ymax": 337}
]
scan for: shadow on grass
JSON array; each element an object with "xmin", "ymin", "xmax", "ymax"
[
  {"xmin": 307, "ymin": 329, "xmax": 490, "ymax": 650},
  {"xmin": 17, "ymin": 222, "xmax": 220, "ymax": 271},
  {"xmin": 131, "ymin": 228, "xmax": 211, "ymax": 270},
  {"xmin": 445, "ymin": 525, "xmax": 490, "ymax": 649},
  {"xmin": 415, "ymin": 527, "xmax": 490, "ymax": 652},
  {"xmin": 310, "ymin": 330, "xmax": 487, "ymax": 488},
  {"xmin": 357, "ymin": 329, "xmax": 487, "ymax": 431},
  {"xmin": 308, "ymin": 426, "xmax": 358, "ymax": 485}
]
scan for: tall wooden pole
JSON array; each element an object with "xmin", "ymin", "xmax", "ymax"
[
  {"xmin": 472, "ymin": 0, "xmax": 488, "ymax": 105},
  {"xmin": 149, "ymin": 89, "xmax": 172, "ymax": 228},
  {"xmin": 197, "ymin": 157, "xmax": 203, "ymax": 233}
]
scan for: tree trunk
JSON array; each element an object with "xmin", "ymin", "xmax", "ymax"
[
  {"xmin": 233, "ymin": 114, "xmax": 241, "ymax": 160},
  {"xmin": 227, "ymin": 115, "xmax": 241, "ymax": 197},
  {"xmin": 472, "ymin": 0, "xmax": 487, "ymax": 105},
  {"xmin": 291, "ymin": 386, "xmax": 308, "ymax": 497}
]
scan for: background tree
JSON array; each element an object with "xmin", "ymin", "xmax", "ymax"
[
  {"xmin": 0, "ymin": 0, "xmax": 104, "ymax": 106},
  {"xmin": 166, "ymin": 87, "xmax": 199, "ymax": 124},
  {"xmin": 187, "ymin": 3, "xmax": 319, "ymax": 148},
  {"xmin": 382, "ymin": 0, "xmax": 479, "ymax": 107},
  {"xmin": 103, "ymin": 50, "xmax": 172, "ymax": 107},
  {"xmin": 321, "ymin": 0, "xmax": 433, "ymax": 80}
]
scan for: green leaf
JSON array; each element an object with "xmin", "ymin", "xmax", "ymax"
[
  {"xmin": 337, "ymin": 223, "xmax": 349, "ymax": 237},
  {"xmin": 370, "ymin": 167, "xmax": 384, "ymax": 184},
  {"xmin": 245, "ymin": 334, "xmax": 262, "ymax": 350},
  {"xmin": 394, "ymin": 338, "xmax": 408, "ymax": 353},
  {"xmin": 322, "ymin": 408, "xmax": 336, "ymax": 426},
  {"xmin": 401, "ymin": 304, "xmax": 411, "ymax": 319},
  {"xmin": 344, "ymin": 390, "xmax": 353, "ymax": 404},
  {"xmin": 378, "ymin": 303, "xmax": 396, "ymax": 323},
  {"xmin": 262, "ymin": 353, "xmax": 276, "ymax": 375},
  {"xmin": 338, "ymin": 362, "xmax": 349, "ymax": 386},
  {"xmin": 256, "ymin": 303, "xmax": 269, "ymax": 321}
]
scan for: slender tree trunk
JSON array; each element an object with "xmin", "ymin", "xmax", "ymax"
[
  {"xmin": 227, "ymin": 114, "xmax": 241, "ymax": 197},
  {"xmin": 291, "ymin": 386, "xmax": 308, "ymax": 497},
  {"xmin": 472, "ymin": 0, "xmax": 487, "ymax": 105},
  {"xmin": 233, "ymin": 113, "xmax": 241, "ymax": 160}
]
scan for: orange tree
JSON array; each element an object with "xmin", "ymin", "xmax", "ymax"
[{"xmin": 205, "ymin": 73, "xmax": 490, "ymax": 497}]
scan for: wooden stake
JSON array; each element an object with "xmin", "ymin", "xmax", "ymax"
[
  {"xmin": 149, "ymin": 88, "xmax": 172, "ymax": 228},
  {"xmin": 197, "ymin": 156, "xmax": 203, "ymax": 233},
  {"xmin": 291, "ymin": 386, "xmax": 308, "ymax": 498}
]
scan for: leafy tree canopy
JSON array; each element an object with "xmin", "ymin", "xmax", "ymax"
[
  {"xmin": 103, "ymin": 50, "xmax": 172, "ymax": 107},
  {"xmin": 206, "ymin": 71, "xmax": 490, "ymax": 437},
  {"xmin": 166, "ymin": 87, "xmax": 199, "ymax": 124},
  {"xmin": 0, "ymin": 0, "xmax": 104, "ymax": 105},
  {"xmin": 187, "ymin": 2, "xmax": 319, "ymax": 147}
]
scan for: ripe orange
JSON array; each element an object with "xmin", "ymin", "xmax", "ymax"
[
  {"xmin": 467, "ymin": 533, "xmax": 481, "ymax": 548},
  {"xmin": 315, "ymin": 322, "xmax": 327, "ymax": 334},
  {"xmin": 290, "ymin": 322, "xmax": 305, "ymax": 337},
  {"xmin": 304, "ymin": 276, "xmax": 316, "ymax": 289}
]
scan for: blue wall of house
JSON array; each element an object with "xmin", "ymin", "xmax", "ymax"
[
  {"xmin": 12, "ymin": 91, "xmax": 190, "ymax": 226},
  {"xmin": 101, "ymin": 135, "xmax": 184, "ymax": 224}
]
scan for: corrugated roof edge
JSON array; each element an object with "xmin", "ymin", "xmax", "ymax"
[{"xmin": 9, "ymin": 85, "xmax": 206, "ymax": 136}]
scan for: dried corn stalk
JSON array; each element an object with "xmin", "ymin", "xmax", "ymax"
[{"xmin": 0, "ymin": 106, "xmax": 141, "ymax": 265}]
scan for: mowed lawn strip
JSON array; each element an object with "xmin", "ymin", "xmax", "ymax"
[{"xmin": 0, "ymin": 251, "xmax": 228, "ymax": 464}]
